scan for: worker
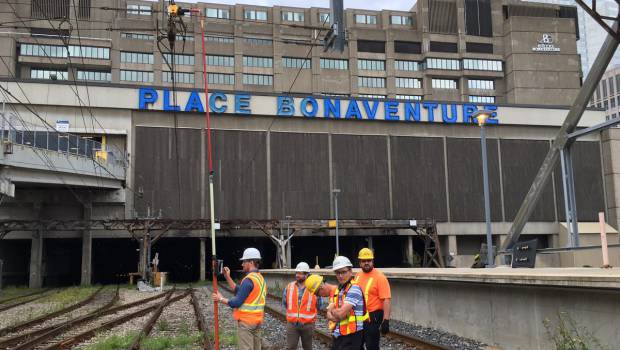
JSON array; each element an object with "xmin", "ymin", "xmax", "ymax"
[
  {"xmin": 314, "ymin": 256, "xmax": 369, "ymax": 350},
  {"xmin": 354, "ymin": 248, "xmax": 391, "ymax": 350},
  {"xmin": 213, "ymin": 247, "xmax": 266, "ymax": 350},
  {"xmin": 282, "ymin": 262, "xmax": 322, "ymax": 350}
]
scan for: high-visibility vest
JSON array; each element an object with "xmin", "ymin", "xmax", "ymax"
[
  {"xmin": 329, "ymin": 280, "xmax": 369, "ymax": 336},
  {"xmin": 233, "ymin": 272, "xmax": 266, "ymax": 325},
  {"xmin": 285, "ymin": 282, "xmax": 318, "ymax": 324},
  {"xmin": 353, "ymin": 275, "xmax": 375, "ymax": 309}
]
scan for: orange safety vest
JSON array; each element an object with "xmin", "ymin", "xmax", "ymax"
[
  {"xmin": 353, "ymin": 275, "xmax": 375, "ymax": 310},
  {"xmin": 329, "ymin": 280, "xmax": 369, "ymax": 336},
  {"xmin": 285, "ymin": 282, "xmax": 318, "ymax": 324},
  {"xmin": 232, "ymin": 272, "xmax": 266, "ymax": 325}
]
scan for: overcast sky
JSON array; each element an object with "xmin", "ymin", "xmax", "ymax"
[{"xmin": 179, "ymin": 0, "xmax": 415, "ymax": 11}]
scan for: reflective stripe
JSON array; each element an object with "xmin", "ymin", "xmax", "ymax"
[
  {"xmin": 286, "ymin": 312, "xmax": 317, "ymax": 319},
  {"xmin": 305, "ymin": 289, "xmax": 313, "ymax": 311},
  {"xmin": 363, "ymin": 277, "xmax": 374, "ymax": 305},
  {"xmin": 287, "ymin": 282, "xmax": 295, "ymax": 312}
]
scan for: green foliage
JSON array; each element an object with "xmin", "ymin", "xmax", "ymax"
[
  {"xmin": 0, "ymin": 286, "xmax": 42, "ymax": 301},
  {"xmin": 544, "ymin": 312, "xmax": 610, "ymax": 350},
  {"xmin": 84, "ymin": 333, "xmax": 137, "ymax": 350},
  {"xmin": 45, "ymin": 286, "xmax": 98, "ymax": 307},
  {"xmin": 140, "ymin": 333, "xmax": 202, "ymax": 350},
  {"xmin": 156, "ymin": 319, "xmax": 170, "ymax": 332}
]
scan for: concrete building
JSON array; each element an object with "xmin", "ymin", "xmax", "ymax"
[{"xmin": 0, "ymin": 0, "xmax": 616, "ymax": 286}]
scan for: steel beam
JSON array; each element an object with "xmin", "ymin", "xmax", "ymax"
[{"xmin": 502, "ymin": 20, "xmax": 620, "ymax": 252}]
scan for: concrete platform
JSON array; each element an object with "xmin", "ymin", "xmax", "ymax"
[{"xmin": 261, "ymin": 268, "xmax": 620, "ymax": 349}]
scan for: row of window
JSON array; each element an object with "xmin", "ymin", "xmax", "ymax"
[
  {"xmin": 121, "ymin": 32, "xmax": 193, "ymax": 42},
  {"xmin": 163, "ymin": 53, "xmax": 195, "ymax": 66},
  {"xmin": 204, "ymin": 6, "xmax": 412, "ymax": 26},
  {"xmin": 467, "ymin": 79, "xmax": 495, "ymax": 90},
  {"xmin": 20, "ymin": 44, "xmax": 110, "ymax": 60},
  {"xmin": 126, "ymin": 4, "xmax": 151, "ymax": 15},
  {"xmin": 358, "ymin": 59, "xmax": 385, "ymax": 71},
  {"xmin": 358, "ymin": 76, "xmax": 386, "ymax": 88}
]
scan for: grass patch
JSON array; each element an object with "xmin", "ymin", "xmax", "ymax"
[
  {"xmin": 44, "ymin": 286, "xmax": 99, "ymax": 307},
  {"xmin": 156, "ymin": 319, "xmax": 170, "ymax": 332},
  {"xmin": 141, "ymin": 333, "xmax": 203, "ymax": 350},
  {"xmin": 206, "ymin": 330, "xmax": 237, "ymax": 347},
  {"xmin": 84, "ymin": 332, "xmax": 137, "ymax": 350},
  {"xmin": 0, "ymin": 286, "xmax": 43, "ymax": 302}
]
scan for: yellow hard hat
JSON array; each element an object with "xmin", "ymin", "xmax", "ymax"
[
  {"xmin": 358, "ymin": 248, "xmax": 374, "ymax": 260},
  {"xmin": 304, "ymin": 274, "xmax": 324, "ymax": 295}
]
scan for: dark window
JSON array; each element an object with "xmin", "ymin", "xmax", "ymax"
[
  {"xmin": 603, "ymin": 81, "xmax": 608, "ymax": 98},
  {"xmin": 503, "ymin": 5, "xmax": 559, "ymax": 19},
  {"xmin": 429, "ymin": 0, "xmax": 457, "ymax": 34},
  {"xmin": 78, "ymin": 0, "xmax": 90, "ymax": 19},
  {"xmin": 30, "ymin": 27, "xmax": 70, "ymax": 39},
  {"xmin": 559, "ymin": 6, "xmax": 579, "ymax": 39},
  {"xmin": 357, "ymin": 40, "xmax": 385, "ymax": 53},
  {"xmin": 595, "ymin": 86, "xmax": 601, "ymax": 100},
  {"xmin": 616, "ymin": 75, "xmax": 620, "ymax": 92},
  {"xmin": 394, "ymin": 41, "xmax": 422, "ymax": 54},
  {"xmin": 430, "ymin": 41, "xmax": 458, "ymax": 53},
  {"xmin": 604, "ymin": 100, "xmax": 609, "ymax": 110},
  {"xmin": 609, "ymin": 77, "xmax": 615, "ymax": 95},
  {"xmin": 465, "ymin": 42, "xmax": 493, "ymax": 54},
  {"xmin": 465, "ymin": 0, "xmax": 492, "ymax": 37},
  {"xmin": 31, "ymin": 0, "xmax": 70, "ymax": 19}
]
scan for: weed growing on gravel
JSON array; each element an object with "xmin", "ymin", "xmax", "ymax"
[
  {"xmin": 178, "ymin": 321, "xmax": 191, "ymax": 335},
  {"xmin": 45, "ymin": 286, "xmax": 99, "ymax": 307},
  {"xmin": 84, "ymin": 332, "xmax": 137, "ymax": 350},
  {"xmin": 0, "ymin": 286, "xmax": 35, "ymax": 301},
  {"xmin": 140, "ymin": 333, "xmax": 202, "ymax": 350},
  {"xmin": 544, "ymin": 312, "xmax": 611, "ymax": 350},
  {"xmin": 156, "ymin": 319, "xmax": 170, "ymax": 332},
  {"xmin": 219, "ymin": 331, "xmax": 237, "ymax": 346}
]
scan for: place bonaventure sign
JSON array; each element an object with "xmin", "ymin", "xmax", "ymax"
[{"xmin": 137, "ymin": 87, "xmax": 499, "ymax": 125}]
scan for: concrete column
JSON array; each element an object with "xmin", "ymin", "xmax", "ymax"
[
  {"xmin": 447, "ymin": 235, "xmax": 458, "ymax": 267},
  {"xmin": 80, "ymin": 203, "xmax": 92, "ymax": 285},
  {"xmin": 200, "ymin": 238, "xmax": 206, "ymax": 281},
  {"xmin": 29, "ymin": 229, "xmax": 43, "ymax": 288},
  {"xmin": 368, "ymin": 236, "xmax": 374, "ymax": 250},
  {"xmin": 405, "ymin": 236, "xmax": 414, "ymax": 266}
]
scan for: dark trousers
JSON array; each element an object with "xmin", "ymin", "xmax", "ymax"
[
  {"xmin": 360, "ymin": 310, "xmax": 383, "ymax": 350},
  {"xmin": 331, "ymin": 331, "xmax": 363, "ymax": 350}
]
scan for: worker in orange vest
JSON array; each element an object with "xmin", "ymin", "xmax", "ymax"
[
  {"xmin": 213, "ymin": 247, "xmax": 266, "ymax": 350},
  {"xmin": 282, "ymin": 262, "xmax": 322, "ymax": 350},
  {"xmin": 354, "ymin": 248, "xmax": 391, "ymax": 350}
]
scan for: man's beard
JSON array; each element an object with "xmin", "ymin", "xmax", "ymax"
[
  {"xmin": 296, "ymin": 277, "xmax": 306, "ymax": 284},
  {"xmin": 362, "ymin": 265, "xmax": 373, "ymax": 273}
]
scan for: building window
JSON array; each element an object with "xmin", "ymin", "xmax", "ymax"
[
  {"xmin": 396, "ymin": 95, "xmax": 422, "ymax": 101},
  {"xmin": 603, "ymin": 81, "xmax": 608, "ymax": 98},
  {"xmin": 390, "ymin": 15, "xmax": 413, "ymax": 25},
  {"xmin": 320, "ymin": 58, "xmax": 348, "ymax": 70},
  {"xmin": 355, "ymin": 14, "xmax": 377, "ymax": 24},
  {"xmin": 467, "ymin": 79, "xmax": 494, "ymax": 90},
  {"xmin": 120, "ymin": 70, "xmax": 153, "ymax": 82},
  {"xmin": 243, "ymin": 56, "xmax": 273, "ymax": 68},
  {"xmin": 357, "ymin": 40, "xmax": 385, "ymax": 53},
  {"xmin": 282, "ymin": 11, "xmax": 304, "ymax": 22},
  {"xmin": 163, "ymin": 71, "xmax": 195, "ymax": 84},
  {"xmin": 244, "ymin": 10, "xmax": 267, "ymax": 21},
  {"xmin": 319, "ymin": 13, "xmax": 330, "ymax": 23},
  {"xmin": 609, "ymin": 77, "xmax": 615, "ymax": 95},
  {"xmin": 207, "ymin": 55, "xmax": 234, "ymax": 67},
  {"xmin": 394, "ymin": 60, "xmax": 419, "ymax": 71},
  {"xmin": 357, "ymin": 59, "xmax": 385, "ymax": 71},
  {"xmin": 468, "ymin": 95, "xmax": 495, "ymax": 103},
  {"xmin": 617, "ymin": 96, "xmax": 620, "ymax": 107},
  {"xmin": 426, "ymin": 58, "xmax": 460, "ymax": 70},
  {"xmin": 282, "ymin": 57, "xmax": 311, "ymax": 69},
  {"xmin": 430, "ymin": 41, "xmax": 458, "ymax": 53},
  {"xmin": 20, "ymin": 43, "xmax": 65, "ymax": 58},
  {"xmin": 394, "ymin": 41, "xmax": 422, "ymax": 54},
  {"xmin": 243, "ymin": 73, "xmax": 273, "ymax": 86},
  {"xmin": 120, "ymin": 51, "xmax": 153, "ymax": 64},
  {"xmin": 465, "ymin": 0, "xmax": 492, "ymax": 37},
  {"xmin": 30, "ymin": 68, "xmax": 67, "ymax": 80},
  {"xmin": 127, "ymin": 4, "xmax": 151, "ymax": 15},
  {"xmin": 395, "ymin": 77, "xmax": 422, "ymax": 89},
  {"xmin": 358, "ymin": 76, "xmax": 386, "ymax": 88},
  {"xmin": 208, "ymin": 73, "xmax": 234, "ymax": 85},
  {"xmin": 68, "ymin": 45, "xmax": 110, "ymax": 59},
  {"xmin": 604, "ymin": 100, "xmax": 609, "ymax": 109},
  {"xmin": 77, "ymin": 70, "xmax": 111, "ymax": 82},
  {"xmin": 463, "ymin": 59, "xmax": 502, "ymax": 71},
  {"xmin": 163, "ymin": 53, "xmax": 195, "ymax": 66},
  {"xmin": 358, "ymin": 94, "xmax": 386, "ymax": 99},
  {"xmin": 206, "ymin": 8, "xmax": 230, "ymax": 19},
  {"xmin": 206, "ymin": 35, "xmax": 234, "ymax": 44},
  {"xmin": 176, "ymin": 34, "xmax": 194, "ymax": 42},
  {"xmin": 432, "ymin": 78, "xmax": 458, "ymax": 89},
  {"xmin": 616, "ymin": 75, "xmax": 620, "ymax": 93},
  {"xmin": 245, "ymin": 37, "xmax": 273, "ymax": 46},
  {"xmin": 121, "ymin": 32, "xmax": 155, "ymax": 41},
  {"xmin": 612, "ymin": 98, "xmax": 616, "ymax": 108}
]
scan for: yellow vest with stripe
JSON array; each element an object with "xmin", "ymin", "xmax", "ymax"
[
  {"xmin": 353, "ymin": 275, "xmax": 375, "ymax": 309},
  {"xmin": 233, "ymin": 272, "xmax": 266, "ymax": 325},
  {"xmin": 329, "ymin": 280, "xmax": 369, "ymax": 336},
  {"xmin": 285, "ymin": 282, "xmax": 318, "ymax": 324}
]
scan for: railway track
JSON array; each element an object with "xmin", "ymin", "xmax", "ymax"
[
  {"xmin": 0, "ymin": 289, "xmax": 58, "ymax": 313},
  {"xmin": 0, "ymin": 289, "xmax": 50, "ymax": 306}
]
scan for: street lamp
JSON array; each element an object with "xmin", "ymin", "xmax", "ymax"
[
  {"xmin": 332, "ymin": 188, "xmax": 341, "ymax": 256},
  {"xmin": 472, "ymin": 110, "xmax": 495, "ymax": 268}
]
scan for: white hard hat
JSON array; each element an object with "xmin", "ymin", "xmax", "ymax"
[
  {"xmin": 332, "ymin": 256, "xmax": 353, "ymax": 271},
  {"xmin": 295, "ymin": 262, "xmax": 310, "ymax": 273},
  {"xmin": 240, "ymin": 247, "xmax": 261, "ymax": 261}
]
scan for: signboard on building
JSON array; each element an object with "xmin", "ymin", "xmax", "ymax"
[
  {"xmin": 532, "ymin": 33, "xmax": 560, "ymax": 52},
  {"xmin": 56, "ymin": 120, "xmax": 69, "ymax": 132}
]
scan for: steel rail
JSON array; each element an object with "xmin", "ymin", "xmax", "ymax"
[
  {"xmin": 0, "ymin": 288, "xmax": 50, "ymax": 305},
  {"xmin": 189, "ymin": 289, "xmax": 212, "ymax": 350},
  {"xmin": 0, "ymin": 289, "xmax": 59, "ymax": 313},
  {"xmin": 44, "ymin": 290, "xmax": 189, "ymax": 350},
  {"xmin": 128, "ymin": 288, "xmax": 178, "ymax": 350},
  {"xmin": 0, "ymin": 286, "xmax": 104, "ymax": 337}
]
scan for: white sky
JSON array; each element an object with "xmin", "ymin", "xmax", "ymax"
[{"xmin": 178, "ymin": 0, "xmax": 415, "ymax": 11}]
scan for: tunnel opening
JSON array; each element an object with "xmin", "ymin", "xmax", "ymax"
[
  {"xmin": 44, "ymin": 238, "xmax": 81, "ymax": 287},
  {"xmin": 92, "ymin": 238, "xmax": 138, "ymax": 285},
  {"xmin": 0, "ymin": 239, "xmax": 30, "ymax": 287},
  {"xmin": 151, "ymin": 238, "xmax": 200, "ymax": 283}
]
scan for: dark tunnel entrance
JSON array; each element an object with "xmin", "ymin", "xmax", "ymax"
[{"xmin": 44, "ymin": 239, "xmax": 81, "ymax": 287}]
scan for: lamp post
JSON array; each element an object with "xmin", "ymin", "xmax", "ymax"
[
  {"xmin": 472, "ymin": 110, "xmax": 495, "ymax": 268},
  {"xmin": 333, "ymin": 188, "xmax": 341, "ymax": 256}
]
